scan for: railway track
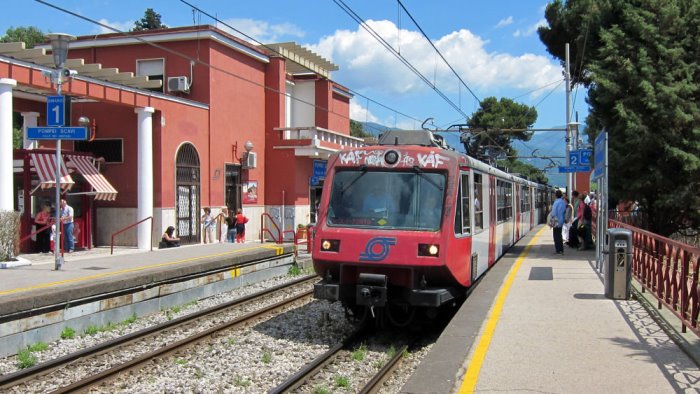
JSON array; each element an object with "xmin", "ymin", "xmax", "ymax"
[
  {"xmin": 270, "ymin": 328, "xmax": 415, "ymax": 394},
  {"xmin": 0, "ymin": 275, "xmax": 317, "ymax": 393}
]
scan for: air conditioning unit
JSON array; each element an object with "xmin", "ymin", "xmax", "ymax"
[
  {"xmin": 167, "ymin": 76, "xmax": 190, "ymax": 93},
  {"xmin": 242, "ymin": 152, "xmax": 257, "ymax": 169}
]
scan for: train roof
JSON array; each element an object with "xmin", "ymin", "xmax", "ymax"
[{"xmin": 342, "ymin": 130, "xmax": 547, "ymax": 188}]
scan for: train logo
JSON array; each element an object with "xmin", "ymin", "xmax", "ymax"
[{"xmin": 359, "ymin": 237, "xmax": 397, "ymax": 261}]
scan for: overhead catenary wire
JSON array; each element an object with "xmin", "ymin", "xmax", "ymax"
[
  {"xmin": 33, "ymin": 0, "xmax": 424, "ymax": 129},
  {"xmin": 333, "ymin": 0, "xmax": 469, "ymax": 120},
  {"xmin": 396, "ymin": 0, "xmax": 480, "ymax": 105},
  {"xmin": 177, "ymin": 0, "xmax": 425, "ymax": 127}
]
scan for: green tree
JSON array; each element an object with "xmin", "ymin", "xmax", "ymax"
[
  {"xmin": 466, "ymin": 96, "xmax": 537, "ymax": 161},
  {"xmin": 133, "ymin": 8, "xmax": 167, "ymax": 31},
  {"xmin": 0, "ymin": 26, "xmax": 45, "ymax": 48},
  {"xmin": 350, "ymin": 119, "xmax": 372, "ymax": 138},
  {"xmin": 539, "ymin": 0, "xmax": 700, "ymax": 236}
]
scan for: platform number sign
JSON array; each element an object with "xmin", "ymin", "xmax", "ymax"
[
  {"xmin": 569, "ymin": 151, "xmax": 580, "ymax": 166},
  {"xmin": 579, "ymin": 149, "xmax": 592, "ymax": 166},
  {"xmin": 46, "ymin": 95, "xmax": 65, "ymax": 127}
]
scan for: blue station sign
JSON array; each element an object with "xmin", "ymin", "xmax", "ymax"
[
  {"xmin": 28, "ymin": 126, "xmax": 88, "ymax": 140},
  {"xmin": 46, "ymin": 95, "xmax": 65, "ymax": 127},
  {"xmin": 313, "ymin": 160, "xmax": 327, "ymax": 178},
  {"xmin": 593, "ymin": 132, "xmax": 607, "ymax": 180},
  {"xmin": 558, "ymin": 165, "xmax": 592, "ymax": 173}
]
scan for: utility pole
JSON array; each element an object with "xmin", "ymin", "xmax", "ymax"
[{"xmin": 565, "ymin": 43, "xmax": 572, "ymax": 199}]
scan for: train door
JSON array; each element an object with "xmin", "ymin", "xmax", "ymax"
[
  {"xmin": 515, "ymin": 184, "xmax": 521, "ymax": 240},
  {"xmin": 488, "ymin": 175, "xmax": 496, "ymax": 266},
  {"xmin": 175, "ymin": 143, "xmax": 201, "ymax": 245},
  {"xmin": 471, "ymin": 171, "xmax": 489, "ymax": 277}
]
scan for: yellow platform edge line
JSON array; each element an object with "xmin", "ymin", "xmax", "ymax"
[
  {"xmin": 458, "ymin": 225, "xmax": 547, "ymax": 394},
  {"xmin": 0, "ymin": 245, "xmax": 283, "ymax": 296}
]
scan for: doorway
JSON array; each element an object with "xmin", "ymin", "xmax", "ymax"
[
  {"xmin": 309, "ymin": 182, "xmax": 323, "ymax": 224},
  {"xmin": 225, "ymin": 164, "xmax": 242, "ymax": 213},
  {"xmin": 175, "ymin": 143, "xmax": 201, "ymax": 245}
]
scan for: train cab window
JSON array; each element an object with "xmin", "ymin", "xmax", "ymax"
[
  {"xmin": 474, "ymin": 173, "xmax": 483, "ymax": 231},
  {"xmin": 454, "ymin": 172, "xmax": 471, "ymax": 235},
  {"xmin": 327, "ymin": 169, "xmax": 445, "ymax": 231}
]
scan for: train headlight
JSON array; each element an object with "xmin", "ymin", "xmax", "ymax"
[
  {"xmin": 418, "ymin": 243, "xmax": 440, "ymax": 257},
  {"xmin": 320, "ymin": 239, "xmax": 340, "ymax": 252},
  {"xmin": 384, "ymin": 150, "xmax": 399, "ymax": 165}
]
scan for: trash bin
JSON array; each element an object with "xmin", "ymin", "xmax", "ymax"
[{"xmin": 604, "ymin": 228, "xmax": 633, "ymax": 300}]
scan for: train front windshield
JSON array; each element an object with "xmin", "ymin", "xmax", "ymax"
[{"xmin": 327, "ymin": 170, "xmax": 446, "ymax": 231}]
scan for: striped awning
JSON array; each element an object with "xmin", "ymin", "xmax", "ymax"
[
  {"xmin": 67, "ymin": 155, "xmax": 118, "ymax": 201},
  {"xmin": 30, "ymin": 153, "xmax": 74, "ymax": 191}
]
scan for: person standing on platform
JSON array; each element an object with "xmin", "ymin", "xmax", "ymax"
[
  {"xmin": 60, "ymin": 199, "xmax": 74, "ymax": 253},
  {"xmin": 224, "ymin": 207, "xmax": 237, "ymax": 242},
  {"xmin": 34, "ymin": 203, "xmax": 52, "ymax": 253},
  {"xmin": 550, "ymin": 190, "xmax": 566, "ymax": 254},
  {"xmin": 234, "ymin": 209, "xmax": 249, "ymax": 243},
  {"xmin": 201, "ymin": 207, "xmax": 214, "ymax": 244},
  {"xmin": 569, "ymin": 191, "xmax": 582, "ymax": 248}
]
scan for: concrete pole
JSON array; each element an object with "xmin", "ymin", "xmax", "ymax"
[
  {"xmin": 565, "ymin": 44, "xmax": 572, "ymax": 200},
  {"xmin": 135, "ymin": 107, "xmax": 154, "ymax": 250},
  {"xmin": 21, "ymin": 112, "xmax": 40, "ymax": 150},
  {"xmin": 0, "ymin": 79, "xmax": 17, "ymax": 212}
]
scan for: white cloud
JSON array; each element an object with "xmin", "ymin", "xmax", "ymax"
[
  {"xmin": 309, "ymin": 20, "xmax": 561, "ymax": 96},
  {"xmin": 495, "ymin": 16, "xmax": 513, "ymax": 28},
  {"xmin": 350, "ymin": 100, "xmax": 379, "ymax": 123},
  {"xmin": 513, "ymin": 18, "xmax": 547, "ymax": 38},
  {"xmin": 95, "ymin": 19, "xmax": 133, "ymax": 34},
  {"xmin": 219, "ymin": 18, "xmax": 305, "ymax": 43}
]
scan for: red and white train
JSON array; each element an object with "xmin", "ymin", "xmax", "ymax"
[{"xmin": 312, "ymin": 130, "xmax": 551, "ymax": 325}]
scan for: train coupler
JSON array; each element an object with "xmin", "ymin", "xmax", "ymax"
[{"xmin": 356, "ymin": 273, "xmax": 387, "ymax": 308}]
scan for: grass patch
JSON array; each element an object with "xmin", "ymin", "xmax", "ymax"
[
  {"xmin": 170, "ymin": 305, "xmax": 182, "ymax": 314},
  {"xmin": 287, "ymin": 264, "xmax": 302, "ymax": 276},
  {"xmin": 313, "ymin": 386, "xmax": 330, "ymax": 394},
  {"xmin": 174, "ymin": 357, "xmax": 187, "ymax": 365},
  {"xmin": 121, "ymin": 314, "xmax": 138, "ymax": 326},
  {"xmin": 335, "ymin": 375, "xmax": 350, "ymax": 388},
  {"xmin": 352, "ymin": 343, "xmax": 367, "ymax": 361},
  {"xmin": 402, "ymin": 348, "xmax": 410, "ymax": 358},
  {"xmin": 227, "ymin": 337, "xmax": 236, "ymax": 345},
  {"xmin": 60, "ymin": 327, "xmax": 76, "ymax": 340},
  {"xmin": 234, "ymin": 376, "xmax": 251, "ymax": 387},
  {"xmin": 16, "ymin": 349, "xmax": 37, "ymax": 369},
  {"xmin": 27, "ymin": 342, "xmax": 48, "ymax": 352},
  {"xmin": 84, "ymin": 325, "xmax": 99, "ymax": 336},
  {"xmin": 261, "ymin": 351, "xmax": 272, "ymax": 364}
]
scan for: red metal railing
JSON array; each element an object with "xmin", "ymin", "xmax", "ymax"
[
  {"xmin": 19, "ymin": 223, "xmax": 53, "ymax": 246},
  {"xmin": 609, "ymin": 219, "xmax": 700, "ymax": 336},
  {"xmin": 260, "ymin": 213, "xmax": 282, "ymax": 244},
  {"xmin": 110, "ymin": 216, "xmax": 153, "ymax": 255}
]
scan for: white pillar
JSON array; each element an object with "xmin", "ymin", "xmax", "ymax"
[
  {"xmin": 0, "ymin": 78, "xmax": 17, "ymax": 212},
  {"xmin": 21, "ymin": 112, "xmax": 40, "ymax": 150},
  {"xmin": 135, "ymin": 107, "xmax": 154, "ymax": 250}
]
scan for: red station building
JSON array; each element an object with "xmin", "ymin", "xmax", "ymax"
[{"xmin": 0, "ymin": 25, "xmax": 363, "ymax": 251}]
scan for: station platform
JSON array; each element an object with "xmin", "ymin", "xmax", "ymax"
[
  {"xmin": 403, "ymin": 225, "xmax": 700, "ymax": 393},
  {"xmin": 0, "ymin": 241, "xmax": 299, "ymax": 358}
]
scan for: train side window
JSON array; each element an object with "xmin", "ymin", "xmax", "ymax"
[
  {"xmin": 496, "ymin": 179, "xmax": 513, "ymax": 222},
  {"xmin": 454, "ymin": 172, "xmax": 471, "ymax": 235},
  {"xmin": 474, "ymin": 173, "xmax": 483, "ymax": 231}
]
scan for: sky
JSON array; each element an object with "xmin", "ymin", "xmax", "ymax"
[{"xmin": 1, "ymin": 0, "xmax": 590, "ymax": 185}]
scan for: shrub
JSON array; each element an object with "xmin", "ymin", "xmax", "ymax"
[{"xmin": 0, "ymin": 210, "xmax": 20, "ymax": 261}]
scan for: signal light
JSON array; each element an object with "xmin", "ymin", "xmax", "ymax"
[
  {"xmin": 321, "ymin": 239, "xmax": 340, "ymax": 252},
  {"xmin": 418, "ymin": 243, "xmax": 439, "ymax": 257},
  {"xmin": 385, "ymin": 150, "xmax": 399, "ymax": 165}
]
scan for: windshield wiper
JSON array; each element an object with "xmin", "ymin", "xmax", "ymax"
[
  {"xmin": 412, "ymin": 165, "xmax": 444, "ymax": 191},
  {"xmin": 340, "ymin": 165, "xmax": 368, "ymax": 195}
]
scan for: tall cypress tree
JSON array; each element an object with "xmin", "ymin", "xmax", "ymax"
[{"xmin": 539, "ymin": 0, "xmax": 700, "ymax": 236}]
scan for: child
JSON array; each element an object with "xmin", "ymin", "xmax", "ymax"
[
  {"xmin": 201, "ymin": 207, "xmax": 214, "ymax": 244},
  {"xmin": 235, "ymin": 208, "xmax": 249, "ymax": 243}
]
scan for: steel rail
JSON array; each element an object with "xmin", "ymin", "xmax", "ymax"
[
  {"xmin": 53, "ymin": 289, "xmax": 314, "ymax": 393},
  {"xmin": 0, "ymin": 275, "xmax": 316, "ymax": 391},
  {"xmin": 358, "ymin": 343, "xmax": 409, "ymax": 394},
  {"xmin": 269, "ymin": 327, "xmax": 367, "ymax": 394}
]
